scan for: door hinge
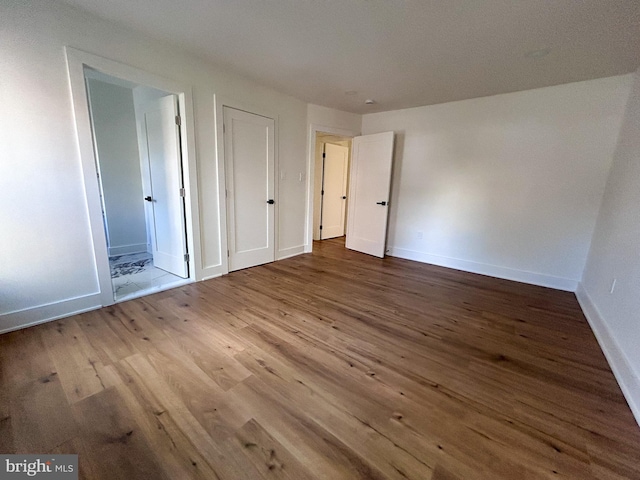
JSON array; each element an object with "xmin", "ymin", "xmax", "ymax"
[
  {"xmin": 223, "ymin": 123, "xmax": 226, "ymax": 133},
  {"xmin": 227, "ymin": 250, "xmax": 229, "ymax": 257},
  {"xmin": 319, "ymin": 225, "xmax": 323, "ymax": 230},
  {"xmin": 179, "ymin": 187, "xmax": 185, "ymax": 197},
  {"xmin": 321, "ymin": 190, "xmax": 324, "ymax": 195},
  {"xmin": 184, "ymin": 253, "xmax": 190, "ymax": 262},
  {"xmin": 322, "ymin": 153, "xmax": 325, "ymax": 158},
  {"xmin": 175, "ymin": 115, "xmax": 181, "ymax": 126}
]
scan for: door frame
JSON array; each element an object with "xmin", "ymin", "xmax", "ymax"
[
  {"xmin": 214, "ymin": 96, "xmax": 279, "ymax": 276},
  {"xmin": 305, "ymin": 125, "xmax": 359, "ymax": 252},
  {"xmin": 66, "ymin": 47, "xmax": 201, "ymax": 306}
]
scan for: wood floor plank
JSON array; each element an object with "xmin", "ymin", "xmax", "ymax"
[
  {"xmin": 0, "ymin": 348, "xmax": 14, "ymax": 454},
  {"xmin": 111, "ymin": 367, "xmax": 223, "ymax": 480},
  {"xmin": 234, "ymin": 346, "xmax": 439, "ymax": 479},
  {"xmin": 77, "ymin": 309, "xmax": 135, "ymax": 365},
  {"xmin": 8, "ymin": 369, "xmax": 79, "ymax": 453},
  {"xmin": 168, "ymin": 332, "xmax": 253, "ymax": 390},
  {"xmin": 120, "ymin": 353, "xmax": 265, "ymax": 480},
  {"xmin": 1, "ymin": 328, "xmax": 79, "ymax": 453},
  {"xmin": 40, "ymin": 318, "xmax": 106, "ymax": 403},
  {"xmin": 1, "ymin": 237, "xmax": 639, "ymax": 479},
  {"xmin": 48, "ymin": 437, "xmax": 98, "ymax": 480},
  {"xmin": 152, "ymin": 294, "xmax": 252, "ymax": 357},
  {"xmin": 227, "ymin": 376, "xmax": 394, "ymax": 480},
  {"xmin": 73, "ymin": 387, "xmax": 169, "ymax": 480},
  {"xmin": 231, "ymin": 418, "xmax": 317, "ymax": 480}
]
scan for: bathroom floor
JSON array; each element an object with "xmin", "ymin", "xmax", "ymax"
[{"xmin": 109, "ymin": 252, "xmax": 186, "ymax": 301}]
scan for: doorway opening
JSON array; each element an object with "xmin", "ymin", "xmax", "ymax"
[
  {"xmin": 308, "ymin": 128, "xmax": 395, "ymax": 258},
  {"xmin": 84, "ymin": 69, "xmax": 190, "ymax": 302},
  {"xmin": 313, "ymin": 132, "xmax": 353, "ymax": 242}
]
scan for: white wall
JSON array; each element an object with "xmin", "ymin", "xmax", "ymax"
[
  {"xmin": 307, "ymin": 104, "xmax": 362, "ymax": 134},
  {"xmin": 362, "ymin": 76, "xmax": 633, "ymax": 290},
  {"xmin": 275, "ymin": 103, "xmax": 309, "ymax": 260},
  {"xmin": 578, "ymin": 68, "xmax": 640, "ymax": 424},
  {"xmin": 87, "ymin": 78, "xmax": 147, "ymax": 256},
  {"xmin": 0, "ymin": 0, "xmax": 308, "ymax": 331}
]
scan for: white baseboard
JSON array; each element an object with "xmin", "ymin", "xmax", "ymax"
[
  {"xmin": 576, "ymin": 284, "xmax": 640, "ymax": 427},
  {"xmin": 277, "ymin": 245, "xmax": 305, "ymax": 261},
  {"xmin": 387, "ymin": 247, "xmax": 578, "ymax": 292},
  {"xmin": 108, "ymin": 243, "xmax": 148, "ymax": 256},
  {"xmin": 0, "ymin": 293, "xmax": 102, "ymax": 334}
]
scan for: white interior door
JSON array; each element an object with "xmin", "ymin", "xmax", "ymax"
[
  {"xmin": 346, "ymin": 131, "xmax": 395, "ymax": 258},
  {"xmin": 321, "ymin": 143, "xmax": 349, "ymax": 239},
  {"xmin": 142, "ymin": 95, "xmax": 188, "ymax": 278},
  {"xmin": 224, "ymin": 107, "xmax": 275, "ymax": 271}
]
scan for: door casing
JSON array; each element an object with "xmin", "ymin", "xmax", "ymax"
[{"xmin": 66, "ymin": 47, "xmax": 200, "ymax": 306}]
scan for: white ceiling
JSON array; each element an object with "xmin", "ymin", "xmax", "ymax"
[{"xmin": 61, "ymin": 0, "xmax": 640, "ymax": 114}]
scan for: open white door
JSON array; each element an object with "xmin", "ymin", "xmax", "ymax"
[
  {"xmin": 346, "ymin": 131, "xmax": 395, "ymax": 258},
  {"xmin": 320, "ymin": 143, "xmax": 349, "ymax": 239},
  {"xmin": 224, "ymin": 107, "xmax": 275, "ymax": 271},
  {"xmin": 142, "ymin": 95, "xmax": 188, "ymax": 278}
]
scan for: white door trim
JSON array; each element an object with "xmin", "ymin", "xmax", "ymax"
[
  {"xmin": 306, "ymin": 124, "xmax": 360, "ymax": 252},
  {"xmin": 213, "ymin": 95, "xmax": 279, "ymax": 276},
  {"xmin": 65, "ymin": 47, "xmax": 201, "ymax": 306}
]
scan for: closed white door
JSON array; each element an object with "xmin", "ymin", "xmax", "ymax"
[
  {"xmin": 224, "ymin": 107, "xmax": 275, "ymax": 271},
  {"xmin": 142, "ymin": 95, "xmax": 188, "ymax": 277},
  {"xmin": 346, "ymin": 131, "xmax": 395, "ymax": 258},
  {"xmin": 321, "ymin": 143, "xmax": 349, "ymax": 239}
]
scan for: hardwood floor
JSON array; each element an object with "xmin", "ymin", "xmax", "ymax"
[{"xmin": 1, "ymin": 237, "xmax": 639, "ymax": 479}]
